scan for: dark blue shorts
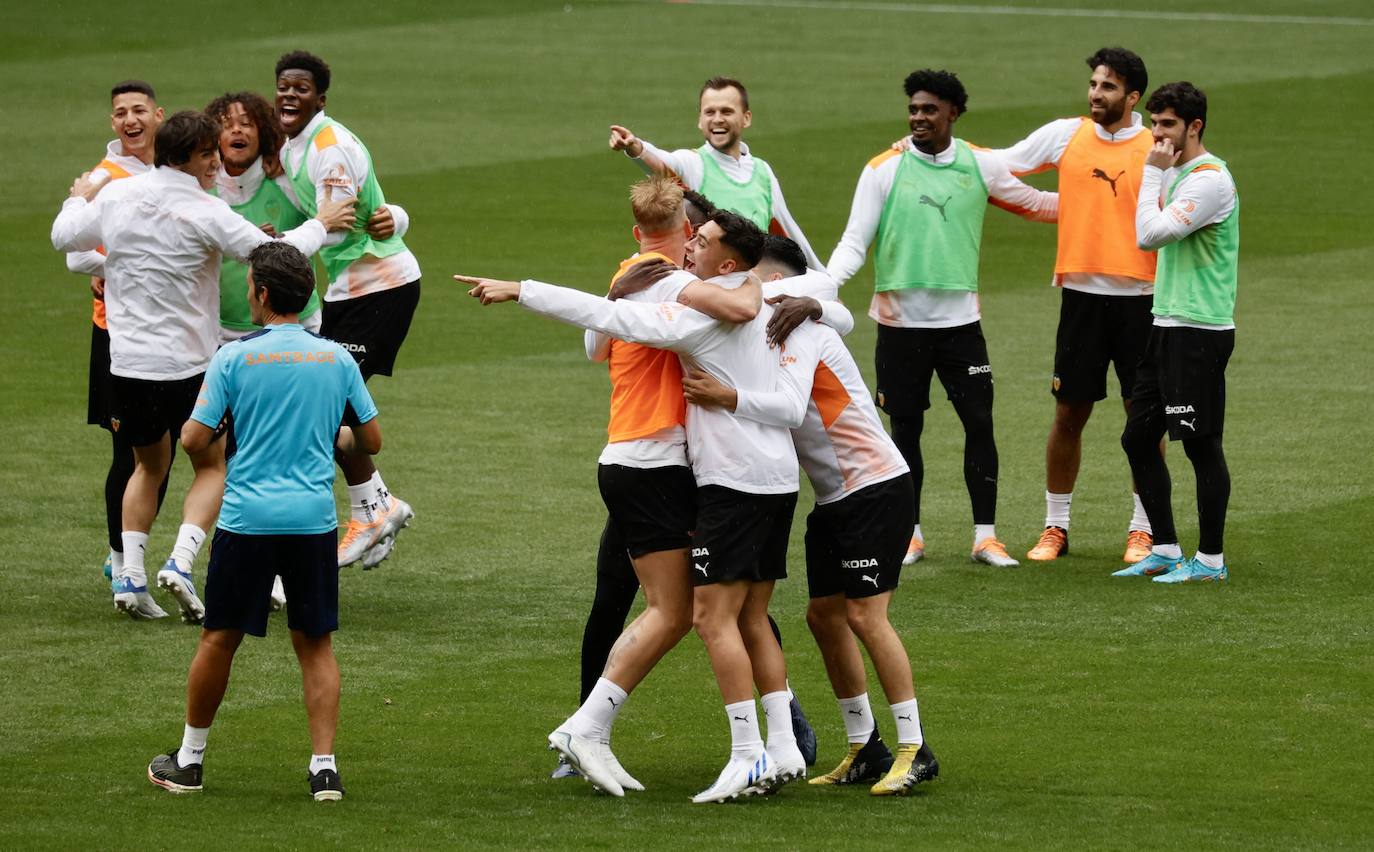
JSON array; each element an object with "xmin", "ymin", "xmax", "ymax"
[{"xmin": 203, "ymin": 529, "xmax": 339, "ymax": 638}]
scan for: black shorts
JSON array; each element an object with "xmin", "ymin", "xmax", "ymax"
[
  {"xmin": 203, "ymin": 529, "xmax": 339, "ymax": 638},
  {"xmin": 321, "ymin": 279, "xmax": 421, "ymax": 379},
  {"xmin": 805, "ymin": 475, "xmax": 914, "ymax": 599},
  {"xmin": 690, "ymin": 485, "xmax": 797, "ymax": 587},
  {"xmin": 1127, "ymin": 326, "xmax": 1235, "ymax": 441},
  {"xmin": 109, "ymin": 373, "xmax": 204, "ymax": 448},
  {"xmin": 88, "ymin": 324, "xmax": 114, "ymax": 429},
  {"xmin": 874, "ymin": 322, "xmax": 993, "ymax": 416},
  {"xmin": 597, "ymin": 463, "xmax": 697, "ymax": 558},
  {"xmin": 1052, "ymin": 289, "xmax": 1154, "ymax": 402}
]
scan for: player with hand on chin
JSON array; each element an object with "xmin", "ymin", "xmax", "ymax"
[{"xmin": 1115, "ymin": 82, "xmax": 1239, "ymax": 584}]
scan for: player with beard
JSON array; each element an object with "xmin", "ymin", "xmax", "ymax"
[
  {"xmin": 65, "ymin": 80, "xmax": 170, "ymax": 589},
  {"xmin": 1116, "ymin": 82, "xmax": 1239, "ymax": 584},
  {"xmin": 52, "ymin": 111, "xmax": 356, "ymax": 621},
  {"xmin": 996, "ymin": 48, "xmax": 1161, "ymax": 565},
  {"xmin": 827, "ymin": 69, "xmax": 1058, "ymax": 570},
  {"xmin": 274, "ymin": 50, "xmax": 419, "ymax": 570},
  {"xmin": 609, "ymin": 76, "xmax": 823, "ymax": 269},
  {"xmin": 461, "ymin": 212, "xmax": 819, "ymax": 802}
]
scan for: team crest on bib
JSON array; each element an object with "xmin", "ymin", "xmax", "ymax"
[
  {"xmin": 110, "ymin": 417, "xmax": 121, "ymax": 432},
  {"xmin": 1051, "ymin": 375, "xmax": 1061, "ymax": 392}
]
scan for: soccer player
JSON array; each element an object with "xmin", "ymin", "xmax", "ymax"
[
  {"xmin": 997, "ymin": 48, "xmax": 1160, "ymax": 564},
  {"xmin": 461, "ymin": 212, "xmax": 814, "ymax": 802},
  {"xmin": 682, "ymin": 235, "xmax": 941, "ymax": 796},
  {"xmin": 609, "ymin": 76, "xmax": 823, "ymax": 268},
  {"xmin": 146, "ymin": 241, "xmax": 380, "ymax": 799},
  {"xmin": 826, "ymin": 69, "xmax": 1058, "ymax": 568},
  {"xmin": 209, "ymin": 90, "xmax": 412, "ymax": 344},
  {"xmin": 1114, "ymin": 82, "xmax": 1239, "ymax": 584},
  {"xmin": 274, "ymin": 50, "xmax": 419, "ymax": 569},
  {"xmin": 65, "ymin": 80, "xmax": 167, "ymax": 586},
  {"xmin": 52, "ymin": 110, "xmax": 355, "ymax": 620}
]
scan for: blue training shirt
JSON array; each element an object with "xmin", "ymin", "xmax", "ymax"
[{"xmin": 192, "ymin": 323, "xmax": 377, "ymax": 535}]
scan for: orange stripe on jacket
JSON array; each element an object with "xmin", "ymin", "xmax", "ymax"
[
  {"xmin": 88, "ymin": 159, "xmax": 136, "ymax": 329},
  {"xmin": 810, "ymin": 361, "xmax": 851, "ymax": 429},
  {"xmin": 1054, "ymin": 118, "xmax": 1156, "ymax": 282},
  {"xmin": 313, "ymin": 125, "xmax": 338, "ymax": 150},
  {"xmin": 605, "ymin": 252, "xmax": 687, "ymax": 442}
]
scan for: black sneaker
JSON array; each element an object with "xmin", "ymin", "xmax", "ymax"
[
  {"xmin": 790, "ymin": 694, "xmax": 818, "ymax": 767},
  {"xmin": 912, "ymin": 741, "xmax": 940, "ymax": 783},
  {"xmin": 808, "ymin": 726, "xmax": 894, "ymax": 785},
  {"xmin": 310, "ymin": 768, "xmax": 345, "ymax": 801},
  {"xmin": 147, "ymin": 751, "xmax": 203, "ymax": 793}
]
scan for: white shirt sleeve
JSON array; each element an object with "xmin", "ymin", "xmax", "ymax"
[
  {"xmin": 51, "ymin": 197, "xmax": 105, "ymax": 252},
  {"xmin": 584, "ymin": 329, "xmax": 611, "ymax": 362},
  {"xmin": 518, "ymin": 279, "xmax": 716, "ymax": 352},
  {"xmin": 1135, "ymin": 165, "xmax": 1233, "ymax": 250},
  {"xmin": 197, "ymin": 199, "xmax": 326, "ymax": 262},
  {"xmin": 632, "ymin": 139, "xmax": 704, "ymax": 189},
  {"xmin": 975, "ymin": 148, "xmax": 1059, "ymax": 223},
  {"xmin": 816, "ymin": 299, "xmax": 854, "ymax": 336},
  {"xmin": 997, "ymin": 118, "xmax": 1079, "ymax": 175},
  {"xmin": 771, "ymin": 269, "xmax": 839, "ymax": 302},
  {"xmin": 66, "ymin": 250, "xmax": 106, "ymax": 276},
  {"xmin": 761, "ymin": 161, "xmax": 822, "ymax": 270},
  {"xmin": 734, "ymin": 327, "xmax": 816, "ymax": 428},
  {"xmin": 308, "ymin": 140, "xmax": 367, "ymax": 248},
  {"xmin": 825, "ymin": 160, "xmax": 892, "ymax": 286}
]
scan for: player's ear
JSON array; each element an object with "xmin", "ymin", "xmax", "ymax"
[
  {"xmin": 742, "ymin": 110, "xmax": 752, "ymax": 130},
  {"xmin": 632, "ymin": 224, "xmax": 643, "ymax": 243},
  {"xmin": 682, "ymin": 219, "xmax": 693, "ymax": 240}
]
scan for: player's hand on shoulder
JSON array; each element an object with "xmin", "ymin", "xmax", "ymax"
[
  {"xmin": 454, "ymin": 274, "xmax": 521, "ymax": 305},
  {"xmin": 70, "ymin": 170, "xmax": 108, "ymax": 202},
  {"xmin": 609, "ymin": 258, "xmax": 676, "ymax": 300},
  {"xmin": 765, "ymin": 295, "xmax": 821, "ymax": 347}
]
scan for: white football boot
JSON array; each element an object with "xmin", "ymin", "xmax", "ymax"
[{"xmin": 691, "ymin": 749, "xmax": 775, "ymax": 803}]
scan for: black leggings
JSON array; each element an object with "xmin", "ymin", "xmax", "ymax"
[
  {"xmin": 889, "ymin": 400, "xmax": 998, "ymax": 526},
  {"xmin": 104, "ymin": 428, "xmax": 171, "ymax": 552},
  {"xmin": 1122, "ymin": 427, "xmax": 1230, "ymax": 554},
  {"xmin": 578, "ymin": 517, "xmax": 786, "ymax": 702}
]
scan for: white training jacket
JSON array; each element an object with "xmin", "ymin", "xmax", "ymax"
[
  {"xmin": 51, "ymin": 167, "xmax": 328, "ymax": 381},
  {"xmin": 733, "ymin": 277, "xmax": 909, "ymax": 505},
  {"xmin": 518, "ymin": 272, "xmax": 807, "ymax": 495}
]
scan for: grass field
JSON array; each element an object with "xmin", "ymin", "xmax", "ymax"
[{"xmin": 3, "ymin": 1, "xmax": 1373, "ymax": 848}]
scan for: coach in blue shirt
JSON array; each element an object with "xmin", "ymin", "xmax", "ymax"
[{"xmin": 146, "ymin": 241, "xmax": 381, "ymax": 802}]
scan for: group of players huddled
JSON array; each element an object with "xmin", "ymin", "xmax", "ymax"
[
  {"xmin": 53, "ymin": 52, "xmax": 418, "ymax": 801},
  {"xmin": 52, "ymin": 44, "xmax": 1240, "ymax": 804},
  {"xmin": 461, "ymin": 47, "xmax": 1239, "ymax": 802}
]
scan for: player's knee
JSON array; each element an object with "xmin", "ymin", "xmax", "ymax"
[
  {"xmin": 1181, "ymin": 434, "xmax": 1223, "ymax": 463},
  {"xmin": 889, "ymin": 414, "xmax": 923, "ymax": 447},
  {"xmin": 844, "ymin": 601, "xmax": 883, "ymax": 641},
  {"xmin": 806, "ymin": 597, "xmax": 845, "ymax": 638},
  {"xmin": 1120, "ymin": 422, "xmax": 1156, "ymax": 459},
  {"xmin": 1052, "ymin": 400, "xmax": 1093, "ymax": 435}
]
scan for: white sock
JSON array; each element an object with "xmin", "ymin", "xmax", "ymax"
[
  {"xmin": 1152, "ymin": 542, "xmax": 1183, "ymax": 559},
  {"xmin": 974, "ymin": 524, "xmax": 996, "ymax": 547},
  {"xmin": 347, "ymin": 481, "xmax": 379, "ymax": 524},
  {"xmin": 1130, "ymin": 492, "xmax": 1153, "ymax": 534},
  {"xmin": 725, "ymin": 699, "xmax": 763, "ymax": 757},
  {"xmin": 370, "ymin": 471, "xmax": 393, "ymax": 512},
  {"xmin": 911, "ymin": 523, "xmax": 923, "ymax": 543},
  {"xmin": 838, "ymin": 693, "xmax": 875, "ymax": 744},
  {"xmin": 120, "ymin": 531, "xmax": 149, "ymax": 584},
  {"xmin": 890, "ymin": 698, "xmax": 923, "ymax": 746},
  {"xmin": 562, "ymin": 677, "xmax": 627, "ymax": 740},
  {"xmin": 177, "ymin": 724, "xmax": 209, "ymax": 767},
  {"xmin": 309, "ymin": 754, "xmax": 337, "ymax": 775},
  {"xmin": 1195, "ymin": 551, "xmax": 1224, "ymax": 569},
  {"xmin": 761, "ymin": 690, "xmax": 795, "ymax": 750},
  {"xmin": 1045, "ymin": 491, "xmax": 1071, "ymax": 530},
  {"xmin": 170, "ymin": 523, "xmax": 206, "ymax": 574},
  {"xmin": 109, "ymin": 549, "xmax": 124, "ymax": 575}
]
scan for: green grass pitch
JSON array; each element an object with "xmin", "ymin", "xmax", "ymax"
[{"xmin": 2, "ymin": 1, "xmax": 1372, "ymax": 847}]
